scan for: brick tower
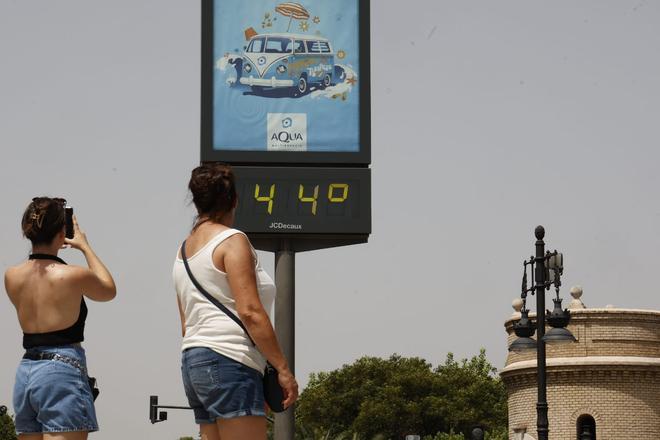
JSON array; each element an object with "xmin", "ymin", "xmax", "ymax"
[{"xmin": 501, "ymin": 287, "xmax": 660, "ymax": 439}]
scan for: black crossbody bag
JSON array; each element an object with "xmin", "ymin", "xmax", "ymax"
[{"xmin": 181, "ymin": 241, "xmax": 286, "ymax": 413}]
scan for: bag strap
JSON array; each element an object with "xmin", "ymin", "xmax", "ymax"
[{"xmin": 181, "ymin": 240, "xmax": 256, "ymax": 346}]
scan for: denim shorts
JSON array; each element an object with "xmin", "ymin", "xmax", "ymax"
[
  {"xmin": 13, "ymin": 345, "xmax": 99, "ymax": 435},
  {"xmin": 181, "ymin": 347, "xmax": 265, "ymax": 424}
]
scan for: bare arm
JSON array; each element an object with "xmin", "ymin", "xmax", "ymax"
[
  {"xmin": 65, "ymin": 215, "xmax": 116, "ymax": 302},
  {"xmin": 4, "ymin": 268, "xmax": 17, "ymax": 307},
  {"xmin": 221, "ymin": 234, "xmax": 299, "ymax": 408},
  {"xmin": 177, "ymin": 296, "xmax": 186, "ymax": 337}
]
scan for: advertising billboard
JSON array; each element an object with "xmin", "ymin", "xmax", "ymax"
[{"xmin": 201, "ymin": 0, "xmax": 371, "ymax": 164}]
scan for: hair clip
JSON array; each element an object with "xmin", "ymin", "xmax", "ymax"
[{"xmin": 31, "ymin": 212, "xmax": 45, "ymax": 229}]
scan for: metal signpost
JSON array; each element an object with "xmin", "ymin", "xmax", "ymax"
[{"xmin": 201, "ymin": 1, "xmax": 371, "ymax": 439}]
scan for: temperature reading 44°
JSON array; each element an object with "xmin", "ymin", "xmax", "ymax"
[
  {"xmin": 253, "ymin": 183, "xmax": 350, "ymax": 216},
  {"xmin": 231, "ymin": 167, "xmax": 370, "ymax": 235}
]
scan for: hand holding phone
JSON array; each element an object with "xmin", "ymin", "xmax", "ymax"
[{"xmin": 64, "ymin": 214, "xmax": 91, "ymax": 252}]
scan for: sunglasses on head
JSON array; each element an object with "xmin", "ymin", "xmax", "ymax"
[{"xmin": 31, "ymin": 197, "xmax": 67, "ymax": 206}]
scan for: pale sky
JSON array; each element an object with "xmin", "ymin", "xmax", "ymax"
[{"xmin": 2, "ymin": 1, "xmax": 660, "ymax": 439}]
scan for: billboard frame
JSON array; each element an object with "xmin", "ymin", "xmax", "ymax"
[{"xmin": 200, "ymin": 0, "xmax": 371, "ymax": 166}]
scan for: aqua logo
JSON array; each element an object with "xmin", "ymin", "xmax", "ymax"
[
  {"xmin": 257, "ymin": 56, "xmax": 267, "ymax": 66},
  {"xmin": 267, "ymin": 113, "xmax": 307, "ymax": 151},
  {"xmin": 271, "ymin": 132, "xmax": 303, "ymax": 143}
]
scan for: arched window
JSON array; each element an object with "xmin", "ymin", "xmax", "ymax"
[{"xmin": 577, "ymin": 414, "xmax": 596, "ymax": 440}]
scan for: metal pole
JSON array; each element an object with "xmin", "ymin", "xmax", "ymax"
[
  {"xmin": 274, "ymin": 240, "xmax": 295, "ymax": 440},
  {"xmin": 534, "ymin": 226, "xmax": 548, "ymax": 440}
]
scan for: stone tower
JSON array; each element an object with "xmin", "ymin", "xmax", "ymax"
[{"xmin": 501, "ymin": 287, "xmax": 660, "ymax": 439}]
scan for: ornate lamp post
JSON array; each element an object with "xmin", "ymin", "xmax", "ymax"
[{"xmin": 509, "ymin": 226, "xmax": 576, "ymax": 440}]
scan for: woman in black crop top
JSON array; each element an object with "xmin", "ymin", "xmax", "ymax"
[{"xmin": 4, "ymin": 197, "xmax": 116, "ymax": 439}]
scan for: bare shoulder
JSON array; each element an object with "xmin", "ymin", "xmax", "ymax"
[
  {"xmin": 4, "ymin": 266, "xmax": 20, "ymax": 306},
  {"xmin": 219, "ymin": 232, "xmax": 255, "ymax": 267},
  {"xmin": 223, "ymin": 232, "xmax": 251, "ymax": 251},
  {"xmin": 54, "ymin": 264, "xmax": 94, "ymax": 282},
  {"xmin": 4, "ymin": 264, "xmax": 19, "ymax": 278},
  {"xmin": 4, "ymin": 265, "xmax": 21, "ymax": 291}
]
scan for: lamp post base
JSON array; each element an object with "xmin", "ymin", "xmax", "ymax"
[{"xmin": 537, "ymin": 401, "xmax": 549, "ymax": 440}]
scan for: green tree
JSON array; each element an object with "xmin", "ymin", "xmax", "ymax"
[
  {"xmin": 484, "ymin": 426, "xmax": 508, "ymax": 440},
  {"xmin": 0, "ymin": 407, "xmax": 17, "ymax": 440},
  {"xmin": 432, "ymin": 350, "xmax": 508, "ymax": 435},
  {"xmin": 296, "ymin": 350, "xmax": 507, "ymax": 439}
]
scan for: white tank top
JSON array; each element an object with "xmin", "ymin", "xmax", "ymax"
[{"xmin": 172, "ymin": 228, "xmax": 276, "ymax": 373}]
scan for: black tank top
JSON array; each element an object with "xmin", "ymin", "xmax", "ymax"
[{"xmin": 22, "ymin": 254, "xmax": 88, "ymax": 349}]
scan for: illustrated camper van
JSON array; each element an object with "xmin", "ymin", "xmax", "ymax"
[{"xmin": 238, "ymin": 33, "xmax": 338, "ymax": 95}]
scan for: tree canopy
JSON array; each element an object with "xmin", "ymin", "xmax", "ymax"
[{"xmin": 296, "ymin": 350, "xmax": 507, "ymax": 439}]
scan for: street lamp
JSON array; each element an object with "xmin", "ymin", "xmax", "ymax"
[{"xmin": 508, "ymin": 226, "xmax": 576, "ymax": 440}]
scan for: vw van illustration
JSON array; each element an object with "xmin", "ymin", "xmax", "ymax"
[{"xmin": 237, "ymin": 33, "xmax": 337, "ymax": 96}]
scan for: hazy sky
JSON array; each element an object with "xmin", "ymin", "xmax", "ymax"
[{"xmin": 2, "ymin": 1, "xmax": 659, "ymax": 438}]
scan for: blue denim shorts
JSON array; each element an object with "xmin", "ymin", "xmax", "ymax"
[
  {"xmin": 181, "ymin": 347, "xmax": 265, "ymax": 424},
  {"xmin": 13, "ymin": 345, "xmax": 99, "ymax": 435}
]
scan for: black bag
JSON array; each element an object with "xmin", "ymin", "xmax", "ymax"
[
  {"xmin": 262, "ymin": 363, "xmax": 285, "ymax": 412},
  {"xmin": 181, "ymin": 241, "xmax": 286, "ymax": 413},
  {"xmin": 88, "ymin": 376, "xmax": 99, "ymax": 401}
]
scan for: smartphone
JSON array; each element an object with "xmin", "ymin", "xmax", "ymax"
[{"xmin": 65, "ymin": 206, "xmax": 74, "ymax": 239}]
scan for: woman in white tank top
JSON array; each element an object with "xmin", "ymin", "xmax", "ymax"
[{"xmin": 173, "ymin": 163, "xmax": 298, "ymax": 440}]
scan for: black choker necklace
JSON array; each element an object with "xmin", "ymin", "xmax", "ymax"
[{"xmin": 29, "ymin": 254, "xmax": 67, "ymax": 265}]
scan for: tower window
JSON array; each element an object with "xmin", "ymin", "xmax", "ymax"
[{"xmin": 577, "ymin": 414, "xmax": 596, "ymax": 440}]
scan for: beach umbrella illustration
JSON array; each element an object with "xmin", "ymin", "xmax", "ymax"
[
  {"xmin": 245, "ymin": 27, "xmax": 258, "ymax": 41},
  {"xmin": 275, "ymin": 2, "xmax": 310, "ymax": 32}
]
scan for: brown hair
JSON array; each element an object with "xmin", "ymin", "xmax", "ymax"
[
  {"xmin": 21, "ymin": 197, "xmax": 66, "ymax": 245},
  {"xmin": 189, "ymin": 163, "xmax": 237, "ymax": 227}
]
